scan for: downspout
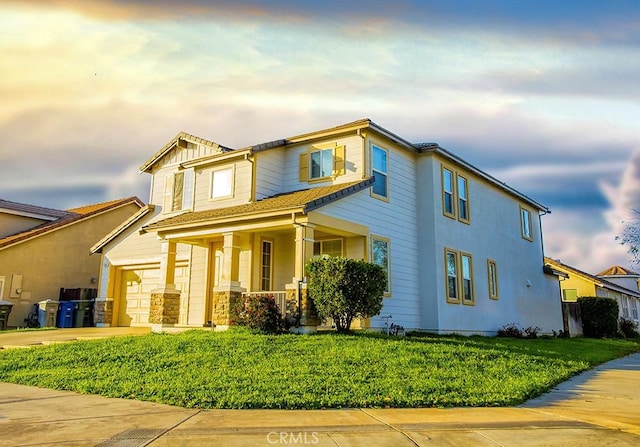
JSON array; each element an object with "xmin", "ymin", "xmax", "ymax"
[
  {"xmin": 245, "ymin": 152, "xmax": 255, "ymax": 202},
  {"xmin": 356, "ymin": 128, "xmax": 367, "ymax": 179},
  {"xmin": 538, "ymin": 209, "xmax": 550, "ymax": 259}
]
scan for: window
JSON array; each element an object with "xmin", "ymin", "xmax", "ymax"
[
  {"xmin": 631, "ymin": 298, "xmax": 638, "ymax": 320},
  {"xmin": 520, "ymin": 206, "xmax": 533, "ymax": 241},
  {"xmin": 445, "ymin": 249, "xmax": 475, "ymax": 305},
  {"xmin": 164, "ymin": 169, "xmax": 194, "ymax": 213},
  {"xmin": 487, "ymin": 260, "xmax": 498, "ymax": 300},
  {"xmin": 313, "ymin": 239, "xmax": 343, "ymax": 258},
  {"xmin": 441, "ymin": 164, "xmax": 470, "ymax": 223},
  {"xmin": 621, "ymin": 295, "xmax": 630, "ymax": 318},
  {"xmin": 371, "ymin": 236, "xmax": 390, "ymax": 294},
  {"xmin": 260, "ymin": 240, "xmax": 273, "ymax": 291},
  {"xmin": 562, "ymin": 289, "xmax": 578, "ymax": 302},
  {"xmin": 457, "ymin": 175, "xmax": 469, "ymax": 222},
  {"xmin": 299, "ymin": 145, "xmax": 345, "ymax": 182},
  {"xmin": 442, "ymin": 167, "xmax": 455, "ymax": 217},
  {"xmin": 211, "ymin": 167, "xmax": 234, "ymax": 199},
  {"xmin": 445, "ymin": 248, "xmax": 459, "ymax": 303},
  {"xmin": 310, "ymin": 148, "xmax": 333, "ymax": 179},
  {"xmin": 461, "ymin": 253, "xmax": 474, "ymax": 304},
  {"xmin": 371, "ymin": 145, "xmax": 388, "ymax": 198}
]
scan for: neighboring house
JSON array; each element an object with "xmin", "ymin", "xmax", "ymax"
[
  {"xmin": 91, "ymin": 119, "xmax": 563, "ymax": 335},
  {"xmin": 598, "ymin": 265, "xmax": 640, "ymax": 294},
  {"xmin": 0, "ymin": 197, "xmax": 144, "ymax": 327},
  {"xmin": 545, "ymin": 257, "xmax": 640, "ymax": 326}
]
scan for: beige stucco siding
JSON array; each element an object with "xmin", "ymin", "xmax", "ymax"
[
  {"xmin": 0, "ymin": 203, "xmax": 141, "ymax": 327},
  {"xmin": 0, "ymin": 214, "xmax": 49, "ymax": 239}
]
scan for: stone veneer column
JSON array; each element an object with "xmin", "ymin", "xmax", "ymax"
[
  {"xmin": 150, "ymin": 240, "xmax": 181, "ymax": 333},
  {"xmin": 94, "ymin": 300, "xmax": 113, "ymax": 327},
  {"xmin": 286, "ymin": 282, "xmax": 319, "ymax": 334}
]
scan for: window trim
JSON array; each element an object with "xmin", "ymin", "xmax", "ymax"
[
  {"xmin": 210, "ymin": 165, "xmax": 235, "ymax": 200},
  {"xmin": 371, "ymin": 235, "xmax": 391, "ymax": 296},
  {"xmin": 520, "ymin": 206, "xmax": 534, "ymax": 241},
  {"xmin": 487, "ymin": 259, "xmax": 499, "ymax": 300},
  {"xmin": 441, "ymin": 166, "xmax": 456, "ymax": 219},
  {"xmin": 441, "ymin": 164, "xmax": 471, "ymax": 223},
  {"xmin": 456, "ymin": 174, "xmax": 470, "ymax": 224},
  {"xmin": 460, "ymin": 252, "xmax": 475, "ymax": 306},
  {"xmin": 260, "ymin": 238, "xmax": 274, "ymax": 292},
  {"xmin": 444, "ymin": 247, "xmax": 460, "ymax": 304},
  {"xmin": 370, "ymin": 144, "xmax": 389, "ymax": 201}
]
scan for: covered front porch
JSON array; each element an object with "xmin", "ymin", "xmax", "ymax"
[{"xmin": 147, "ymin": 211, "xmax": 369, "ymax": 332}]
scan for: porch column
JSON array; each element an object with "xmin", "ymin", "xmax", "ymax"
[
  {"xmin": 211, "ymin": 232, "xmax": 245, "ymax": 329},
  {"xmin": 293, "ymin": 224, "xmax": 315, "ymax": 282},
  {"xmin": 150, "ymin": 240, "xmax": 181, "ymax": 332},
  {"xmin": 289, "ymin": 224, "xmax": 318, "ymax": 333}
]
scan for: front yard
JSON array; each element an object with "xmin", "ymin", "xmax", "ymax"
[{"xmin": 0, "ymin": 329, "xmax": 637, "ymax": 409}]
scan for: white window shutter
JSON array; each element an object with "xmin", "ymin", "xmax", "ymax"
[{"xmin": 183, "ymin": 169, "xmax": 194, "ymax": 210}]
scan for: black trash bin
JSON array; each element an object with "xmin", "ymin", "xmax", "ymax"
[
  {"xmin": 72, "ymin": 300, "xmax": 94, "ymax": 327},
  {"xmin": 57, "ymin": 301, "xmax": 76, "ymax": 328},
  {"xmin": 0, "ymin": 301, "xmax": 14, "ymax": 330}
]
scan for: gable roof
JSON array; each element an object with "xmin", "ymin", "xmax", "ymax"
[
  {"xmin": 544, "ymin": 257, "xmax": 640, "ymax": 297},
  {"xmin": 0, "ymin": 197, "xmax": 144, "ymax": 251},
  {"xmin": 597, "ymin": 265, "xmax": 640, "ymax": 277},
  {"xmin": 143, "ymin": 178, "xmax": 374, "ymax": 232},
  {"xmin": 139, "ymin": 131, "xmax": 233, "ymax": 173},
  {"xmin": 0, "ymin": 198, "xmax": 72, "ymax": 220},
  {"xmin": 91, "ymin": 204, "xmax": 156, "ymax": 254}
]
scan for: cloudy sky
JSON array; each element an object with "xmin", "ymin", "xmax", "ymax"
[{"xmin": 1, "ymin": 0, "xmax": 639, "ymax": 273}]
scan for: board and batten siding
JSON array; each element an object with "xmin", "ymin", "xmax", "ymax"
[
  {"xmin": 424, "ymin": 154, "xmax": 562, "ymax": 334},
  {"xmin": 316, "ymin": 139, "xmax": 420, "ymax": 329}
]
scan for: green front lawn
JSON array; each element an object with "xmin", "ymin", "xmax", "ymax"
[{"xmin": 0, "ymin": 329, "xmax": 637, "ymax": 409}]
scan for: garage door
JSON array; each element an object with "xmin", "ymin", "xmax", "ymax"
[{"xmin": 118, "ymin": 267, "xmax": 187, "ymax": 326}]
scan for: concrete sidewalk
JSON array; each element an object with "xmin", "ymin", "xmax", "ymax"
[
  {"xmin": 0, "ymin": 352, "xmax": 639, "ymax": 446},
  {"xmin": 0, "ymin": 327, "xmax": 151, "ymax": 349}
]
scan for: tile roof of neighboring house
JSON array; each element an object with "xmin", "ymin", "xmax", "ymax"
[
  {"xmin": 144, "ymin": 178, "xmax": 374, "ymax": 232},
  {"xmin": 597, "ymin": 265, "xmax": 640, "ymax": 276},
  {"xmin": 0, "ymin": 197, "xmax": 144, "ymax": 251},
  {"xmin": 0, "ymin": 198, "xmax": 72, "ymax": 220},
  {"xmin": 544, "ymin": 257, "xmax": 640, "ymax": 297}
]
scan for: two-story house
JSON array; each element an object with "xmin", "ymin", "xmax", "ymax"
[{"xmin": 91, "ymin": 119, "xmax": 563, "ymax": 334}]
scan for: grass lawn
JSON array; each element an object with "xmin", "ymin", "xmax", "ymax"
[{"xmin": 0, "ymin": 329, "xmax": 637, "ymax": 409}]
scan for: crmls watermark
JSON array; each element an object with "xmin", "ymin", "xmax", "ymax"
[{"xmin": 266, "ymin": 431, "xmax": 319, "ymax": 445}]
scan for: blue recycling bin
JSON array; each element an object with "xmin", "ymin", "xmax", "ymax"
[{"xmin": 57, "ymin": 301, "xmax": 76, "ymax": 328}]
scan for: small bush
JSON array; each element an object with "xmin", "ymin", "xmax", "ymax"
[
  {"xmin": 523, "ymin": 326, "xmax": 540, "ymax": 339},
  {"xmin": 497, "ymin": 323, "xmax": 523, "ymax": 338},
  {"xmin": 578, "ymin": 297, "xmax": 619, "ymax": 338},
  {"xmin": 230, "ymin": 295, "xmax": 288, "ymax": 334},
  {"xmin": 619, "ymin": 317, "xmax": 640, "ymax": 338}
]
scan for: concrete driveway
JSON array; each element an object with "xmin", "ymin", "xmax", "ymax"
[
  {"xmin": 0, "ymin": 327, "xmax": 151, "ymax": 349},
  {"xmin": 0, "ymin": 330, "xmax": 638, "ymax": 446}
]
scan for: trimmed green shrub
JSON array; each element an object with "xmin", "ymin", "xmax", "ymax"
[
  {"xmin": 578, "ymin": 297, "xmax": 619, "ymax": 338},
  {"xmin": 619, "ymin": 317, "xmax": 640, "ymax": 338},
  {"xmin": 230, "ymin": 294, "xmax": 288, "ymax": 334},
  {"xmin": 306, "ymin": 257, "xmax": 386, "ymax": 333}
]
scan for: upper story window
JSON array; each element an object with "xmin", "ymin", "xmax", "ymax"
[
  {"xmin": 299, "ymin": 144, "xmax": 345, "ymax": 182},
  {"xmin": 371, "ymin": 145, "xmax": 388, "ymax": 199},
  {"xmin": 441, "ymin": 164, "xmax": 470, "ymax": 224},
  {"xmin": 313, "ymin": 238, "xmax": 343, "ymax": 258},
  {"xmin": 442, "ymin": 168, "xmax": 455, "ymax": 217},
  {"xmin": 371, "ymin": 235, "xmax": 390, "ymax": 295},
  {"xmin": 164, "ymin": 169, "xmax": 193, "ymax": 213},
  {"xmin": 310, "ymin": 148, "xmax": 333, "ymax": 180},
  {"xmin": 211, "ymin": 167, "xmax": 234, "ymax": 200},
  {"xmin": 562, "ymin": 289, "xmax": 578, "ymax": 301},
  {"xmin": 520, "ymin": 206, "xmax": 533, "ymax": 241}
]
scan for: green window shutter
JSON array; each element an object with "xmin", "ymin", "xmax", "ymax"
[
  {"xmin": 334, "ymin": 145, "xmax": 345, "ymax": 176},
  {"xmin": 299, "ymin": 152, "xmax": 309, "ymax": 182}
]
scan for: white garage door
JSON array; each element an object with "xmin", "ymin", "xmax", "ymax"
[{"xmin": 118, "ymin": 267, "xmax": 187, "ymax": 326}]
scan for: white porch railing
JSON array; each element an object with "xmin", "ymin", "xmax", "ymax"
[{"xmin": 242, "ymin": 291, "xmax": 288, "ymax": 316}]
